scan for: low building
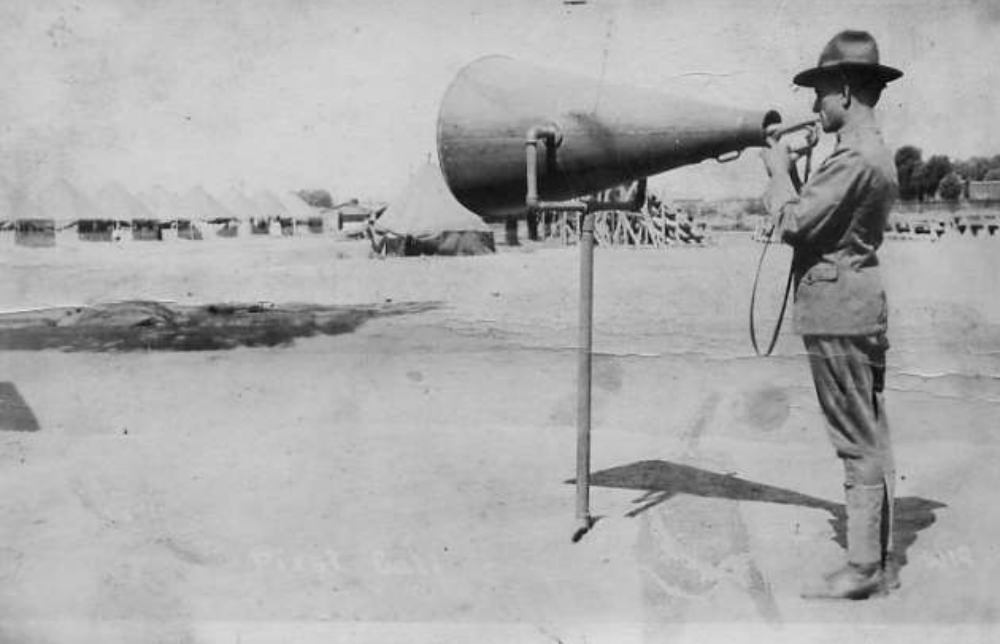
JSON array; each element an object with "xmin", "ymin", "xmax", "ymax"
[
  {"xmin": 335, "ymin": 201, "xmax": 374, "ymax": 232},
  {"xmin": 968, "ymin": 180, "xmax": 1000, "ymax": 202}
]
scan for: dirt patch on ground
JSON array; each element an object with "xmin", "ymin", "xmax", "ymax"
[{"xmin": 0, "ymin": 300, "xmax": 439, "ymax": 351}]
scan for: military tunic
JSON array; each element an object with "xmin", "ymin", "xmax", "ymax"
[{"xmin": 764, "ymin": 122, "xmax": 897, "ymax": 490}]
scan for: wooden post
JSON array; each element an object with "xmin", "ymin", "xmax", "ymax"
[
  {"xmin": 624, "ymin": 214, "xmax": 640, "ymax": 246},
  {"xmin": 505, "ymin": 218, "xmax": 520, "ymax": 246}
]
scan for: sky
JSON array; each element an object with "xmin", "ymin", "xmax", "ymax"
[{"xmin": 1, "ymin": 0, "xmax": 998, "ymax": 203}]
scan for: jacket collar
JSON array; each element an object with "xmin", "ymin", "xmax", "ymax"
[{"xmin": 836, "ymin": 119, "xmax": 882, "ymax": 145}]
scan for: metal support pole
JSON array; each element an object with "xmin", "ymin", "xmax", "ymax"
[
  {"xmin": 523, "ymin": 123, "xmax": 594, "ymax": 541},
  {"xmin": 573, "ymin": 211, "xmax": 595, "ymax": 541}
]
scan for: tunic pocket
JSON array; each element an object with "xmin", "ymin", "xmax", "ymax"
[{"xmin": 804, "ymin": 262, "xmax": 838, "ymax": 284}]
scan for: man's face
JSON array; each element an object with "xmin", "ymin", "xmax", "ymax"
[{"xmin": 811, "ymin": 77, "xmax": 847, "ymax": 133}]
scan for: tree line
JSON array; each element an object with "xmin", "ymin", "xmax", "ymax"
[
  {"xmin": 296, "ymin": 189, "xmax": 333, "ymax": 209},
  {"xmin": 894, "ymin": 146, "xmax": 1000, "ymax": 202}
]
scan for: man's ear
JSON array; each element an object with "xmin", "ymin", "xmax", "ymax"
[{"xmin": 841, "ymin": 83, "xmax": 853, "ymax": 108}]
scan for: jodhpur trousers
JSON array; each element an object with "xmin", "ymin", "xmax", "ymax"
[
  {"xmin": 803, "ymin": 334, "xmax": 894, "ymax": 565},
  {"xmin": 803, "ymin": 334, "xmax": 893, "ymax": 485}
]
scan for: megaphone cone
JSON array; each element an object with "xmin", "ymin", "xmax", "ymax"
[{"xmin": 437, "ymin": 56, "xmax": 782, "ymax": 218}]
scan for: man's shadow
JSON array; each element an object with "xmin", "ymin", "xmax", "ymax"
[{"xmin": 583, "ymin": 460, "xmax": 945, "ymax": 570}]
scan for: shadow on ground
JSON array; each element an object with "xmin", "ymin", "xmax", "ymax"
[
  {"xmin": 0, "ymin": 382, "xmax": 40, "ymax": 432},
  {"xmin": 0, "ymin": 300, "xmax": 440, "ymax": 352},
  {"xmin": 584, "ymin": 460, "xmax": 946, "ymax": 570}
]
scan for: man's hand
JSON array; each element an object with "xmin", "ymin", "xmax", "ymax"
[{"xmin": 760, "ymin": 128, "xmax": 795, "ymax": 178}]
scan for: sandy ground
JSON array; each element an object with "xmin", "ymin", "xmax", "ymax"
[{"xmin": 0, "ymin": 232, "xmax": 999, "ymax": 643}]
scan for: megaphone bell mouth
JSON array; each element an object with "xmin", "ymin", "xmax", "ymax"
[{"xmin": 436, "ymin": 56, "xmax": 783, "ymax": 218}]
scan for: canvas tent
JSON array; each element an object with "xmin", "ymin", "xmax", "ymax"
[
  {"xmin": 138, "ymin": 186, "xmax": 182, "ymax": 238},
  {"xmin": 95, "ymin": 182, "xmax": 160, "ymax": 240},
  {"xmin": 373, "ymin": 164, "xmax": 495, "ymax": 256},
  {"xmin": 35, "ymin": 179, "xmax": 112, "ymax": 241},
  {"xmin": 219, "ymin": 189, "xmax": 262, "ymax": 237},
  {"xmin": 252, "ymin": 190, "xmax": 291, "ymax": 235},
  {"xmin": 175, "ymin": 186, "xmax": 237, "ymax": 240},
  {"xmin": 0, "ymin": 179, "xmax": 50, "ymax": 245},
  {"xmin": 139, "ymin": 185, "xmax": 178, "ymax": 217},
  {"xmin": 221, "ymin": 189, "xmax": 259, "ymax": 218},
  {"xmin": 177, "ymin": 186, "xmax": 236, "ymax": 221},
  {"xmin": 252, "ymin": 190, "xmax": 287, "ymax": 217},
  {"xmin": 8, "ymin": 195, "xmax": 53, "ymax": 247},
  {"xmin": 277, "ymin": 192, "xmax": 323, "ymax": 233}
]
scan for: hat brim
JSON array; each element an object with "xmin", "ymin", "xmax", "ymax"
[{"xmin": 793, "ymin": 62, "xmax": 903, "ymax": 88}]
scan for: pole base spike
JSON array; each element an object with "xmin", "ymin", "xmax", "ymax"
[{"xmin": 571, "ymin": 515, "xmax": 598, "ymax": 543}]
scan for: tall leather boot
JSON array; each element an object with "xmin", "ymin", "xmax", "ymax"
[{"xmin": 802, "ymin": 483, "xmax": 887, "ymax": 600}]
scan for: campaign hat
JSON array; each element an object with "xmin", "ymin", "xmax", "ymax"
[{"xmin": 793, "ymin": 30, "xmax": 902, "ymax": 87}]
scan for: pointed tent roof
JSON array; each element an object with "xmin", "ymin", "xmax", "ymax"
[
  {"xmin": 138, "ymin": 186, "xmax": 181, "ymax": 219},
  {"xmin": 376, "ymin": 164, "xmax": 489, "ymax": 236},
  {"xmin": 220, "ymin": 188, "xmax": 259, "ymax": 219},
  {"xmin": 0, "ymin": 182, "xmax": 42, "ymax": 220},
  {"xmin": 94, "ymin": 182, "xmax": 154, "ymax": 220},
  {"xmin": 276, "ymin": 191, "xmax": 319, "ymax": 219},
  {"xmin": 4, "ymin": 194, "xmax": 44, "ymax": 220},
  {"xmin": 176, "ymin": 186, "xmax": 236, "ymax": 220},
  {"xmin": 252, "ymin": 190, "xmax": 288, "ymax": 217},
  {"xmin": 0, "ymin": 191, "xmax": 15, "ymax": 220},
  {"xmin": 34, "ymin": 179, "xmax": 102, "ymax": 223},
  {"xmin": 0, "ymin": 188, "xmax": 11, "ymax": 220}
]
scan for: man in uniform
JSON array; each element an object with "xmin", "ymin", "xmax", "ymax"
[{"xmin": 760, "ymin": 30, "xmax": 902, "ymax": 599}]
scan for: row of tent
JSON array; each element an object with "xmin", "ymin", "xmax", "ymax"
[
  {"xmin": 0, "ymin": 178, "xmax": 334, "ymax": 245},
  {"xmin": 0, "ymin": 164, "xmax": 497, "ymax": 256}
]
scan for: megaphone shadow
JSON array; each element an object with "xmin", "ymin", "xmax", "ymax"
[{"xmin": 584, "ymin": 460, "xmax": 946, "ymax": 570}]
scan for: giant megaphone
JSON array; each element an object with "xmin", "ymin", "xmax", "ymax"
[{"xmin": 437, "ymin": 56, "xmax": 783, "ymax": 218}]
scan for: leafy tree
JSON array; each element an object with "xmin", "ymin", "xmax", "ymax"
[
  {"xmin": 954, "ymin": 156, "xmax": 1000, "ymax": 181},
  {"xmin": 894, "ymin": 146, "xmax": 923, "ymax": 201},
  {"xmin": 911, "ymin": 160, "xmax": 927, "ymax": 202},
  {"xmin": 938, "ymin": 171, "xmax": 964, "ymax": 202},
  {"xmin": 954, "ymin": 158, "xmax": 980, "ymax": 181},
  {"xmin": 921, "ymin": 155, "xmax": 952, "ymax": 200},
  {"xmin": 984, "ymin": 168, "xmax": 1000, "ymax": 181},
  {"xmin": 297, "ymin": 189, "xmax": 333, "ymax": 208}
]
